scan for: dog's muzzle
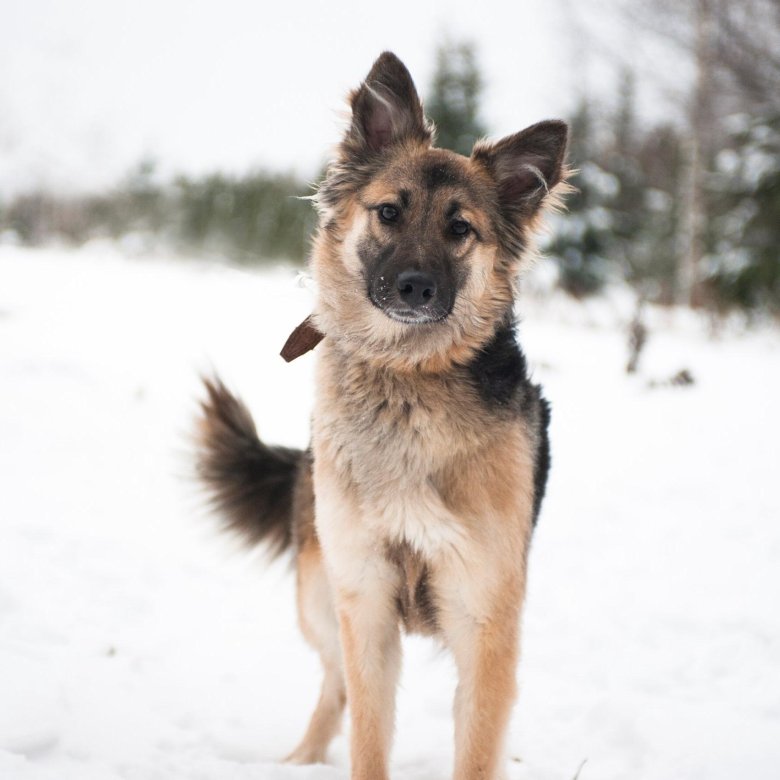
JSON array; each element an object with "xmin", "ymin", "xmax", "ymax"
[{"xmin": 369, "ymin": 268, "xmax": 453, "ymax": 324}]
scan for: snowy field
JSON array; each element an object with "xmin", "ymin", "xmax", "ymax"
[{"xmin": 1, "ymin": 244, "xmax": 779, "ymax": 780}]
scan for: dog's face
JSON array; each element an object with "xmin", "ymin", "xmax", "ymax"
[{"xmin": 312, "ymin": 52, "xmax": 568, "ymax": 371}]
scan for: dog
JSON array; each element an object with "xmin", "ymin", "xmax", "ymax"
[{"xmin": 196, "ymin": 51, "xmax": 569, "ymax": 780}]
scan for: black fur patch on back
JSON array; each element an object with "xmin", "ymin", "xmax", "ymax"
[
  {"xmin": 466, "ymin": 321, "xmax": 552, "ymax": 527},
  {"xmin": 467, "ymin": 321, "xmax": 528, "ymax": 409},
  {"xmin": 531, "ymin": 393, "xmax": 551, "ymax": 526}
]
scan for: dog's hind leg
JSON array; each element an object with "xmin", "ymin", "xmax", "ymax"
[{"xmin": 285, "ymin": 538, "xmax": 346, "ymax": 765}]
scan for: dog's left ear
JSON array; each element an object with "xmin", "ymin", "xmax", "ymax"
[
  {"xmin": 343, "ymin": 51, "xmax": 432, "ymax": 158},
  {"xmin": 472, "ymin": 120, "xmax": 569, "ymax": 214}
]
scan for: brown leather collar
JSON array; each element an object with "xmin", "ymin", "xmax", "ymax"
[{"xmin": 280, "ymin": 315, "xmax": 324, "ymax": 362}]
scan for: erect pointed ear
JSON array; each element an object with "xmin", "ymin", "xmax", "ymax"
[
  {"xmin": 472, "ymin": 120, "xmax": 569, "ymax": 213},
  {"xmin": 342, "ymin": 51, "xmax": 432, "ymax": 158}
]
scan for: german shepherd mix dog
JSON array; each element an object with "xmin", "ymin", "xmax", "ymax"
[{"xmin": 197, "ymin": 52, "xmax": 569, "ymax": 780}]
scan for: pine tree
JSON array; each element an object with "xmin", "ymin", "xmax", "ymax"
[
  {"xmin": 545, "ymin": 99, "xmax": 614, "ymax": 296},
  {"xmin": 709, "ymin": 113, "xmax": 780, "ymax": 313},
  {"xmin": 426, "ymin": 41, "xmax": 487, "ymax": 155}
]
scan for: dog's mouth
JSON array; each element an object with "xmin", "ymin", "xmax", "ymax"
[
  {"xmin": 368, "ymin": 290, "xmax": 451, "ymax": 325},
  {"xmin": 380, "ymin": 306, "xmax": 450, "ymax": 324}
]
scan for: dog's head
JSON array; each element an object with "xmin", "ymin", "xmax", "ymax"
[{"xmin": 312, "ymin": 51, "xmax": 569, "ymax": 371}]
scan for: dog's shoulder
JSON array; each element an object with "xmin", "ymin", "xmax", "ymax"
[
  {"xmin": 465, "ymin": 320, "xmax": 552, "ymax": 525},
  {"xmin": 466, "ymin": 320, "xmax": 533, "ymax": 411}
]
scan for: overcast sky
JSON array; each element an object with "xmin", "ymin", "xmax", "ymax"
[{"xmin": 0, "ymin": 0, "xmax": 681, "ymax": 195}]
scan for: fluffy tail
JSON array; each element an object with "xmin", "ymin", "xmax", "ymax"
[{"xmin": 195, "ymin": 376, "xmax": 302, "ymax": 558}]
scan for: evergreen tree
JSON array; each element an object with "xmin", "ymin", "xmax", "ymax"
[
  {"xmin": 426, "ymin": 41, "xmax": 487, "ymax": 155},
  {"xmin": 546, "ymin": 99, "xmax": 614, "ymax": 297},
  {"xmin": 608, "ymin": 71, "xmax": 686, "ymax": 304},
  {"xmin": 607, "ymin": 71, "xmax": 646, "ymax": 283},
  {"xmin": 709, "ymin": 113, "xmax": 780, "ymax": 313},
  {"xmin": 633, "ymin": 124, "xmax": 686, "ymax": 304}
]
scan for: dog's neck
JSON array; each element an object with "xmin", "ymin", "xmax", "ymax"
[
  {"xmin": 298, "ymin": 306, "xmax": 518, "ymax": 380},
  {"xmin": 280, "ymin": 300, "xmax": 520, "ymax": 380}
]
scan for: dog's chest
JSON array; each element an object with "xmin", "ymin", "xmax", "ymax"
[
  {"xmin": 326, "ymin": 364, "xmax": 479, "ymax": 480},
  {"xmin": 315, "ymin": 356, "xmax": 492, "ymax": 552}
]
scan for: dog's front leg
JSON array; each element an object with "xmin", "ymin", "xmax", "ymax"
[
  {"xmin": 337, "ymin": 574, "xmax": 401, "ymax": 780},
  {"xmin": 313, "ymin": 461, "xmax": 401, "ymax": 780},
  {"xmin": 438, "ymin": 561, "xmax": 525, "ymax": 780}
]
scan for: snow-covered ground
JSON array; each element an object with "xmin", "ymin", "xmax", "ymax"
[{"xmin": 1, "ymin": 245, "xmax": 779, "ymax": 780}]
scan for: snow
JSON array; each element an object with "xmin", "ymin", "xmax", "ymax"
[{"xmin": 1, "ymin": 245, "xmax": 779, "ymax": 780}]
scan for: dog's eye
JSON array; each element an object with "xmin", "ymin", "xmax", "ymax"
[
  {"xmin": 451, "ymin": 219, "xmax": 470, "ymax": 237},
  {"xmin": 378, "ymin": 204, "xmax": 399, "ymax": 223}
]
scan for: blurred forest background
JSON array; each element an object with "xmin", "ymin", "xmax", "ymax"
[{"xmin": 2, "ymin": 0, "xmax": 778, "ymax": 316}]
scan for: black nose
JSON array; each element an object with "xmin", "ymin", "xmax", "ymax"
[{"xmin": 396, "ymin": 270, "xmax": 437, "ymax": 307}]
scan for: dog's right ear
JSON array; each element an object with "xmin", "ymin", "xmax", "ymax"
[{"xmin": 342, "ymin": 52, "xmax": 432, "ymax": 159}]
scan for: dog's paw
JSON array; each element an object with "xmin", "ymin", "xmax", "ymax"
[{"xmin": 283, "ymin": 744, "xmax": 327, "ymax": 765}]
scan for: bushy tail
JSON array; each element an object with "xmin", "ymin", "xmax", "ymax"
[{"xmin": 195, "ymin": 376, "xmax": 302, "ymax": 558}]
